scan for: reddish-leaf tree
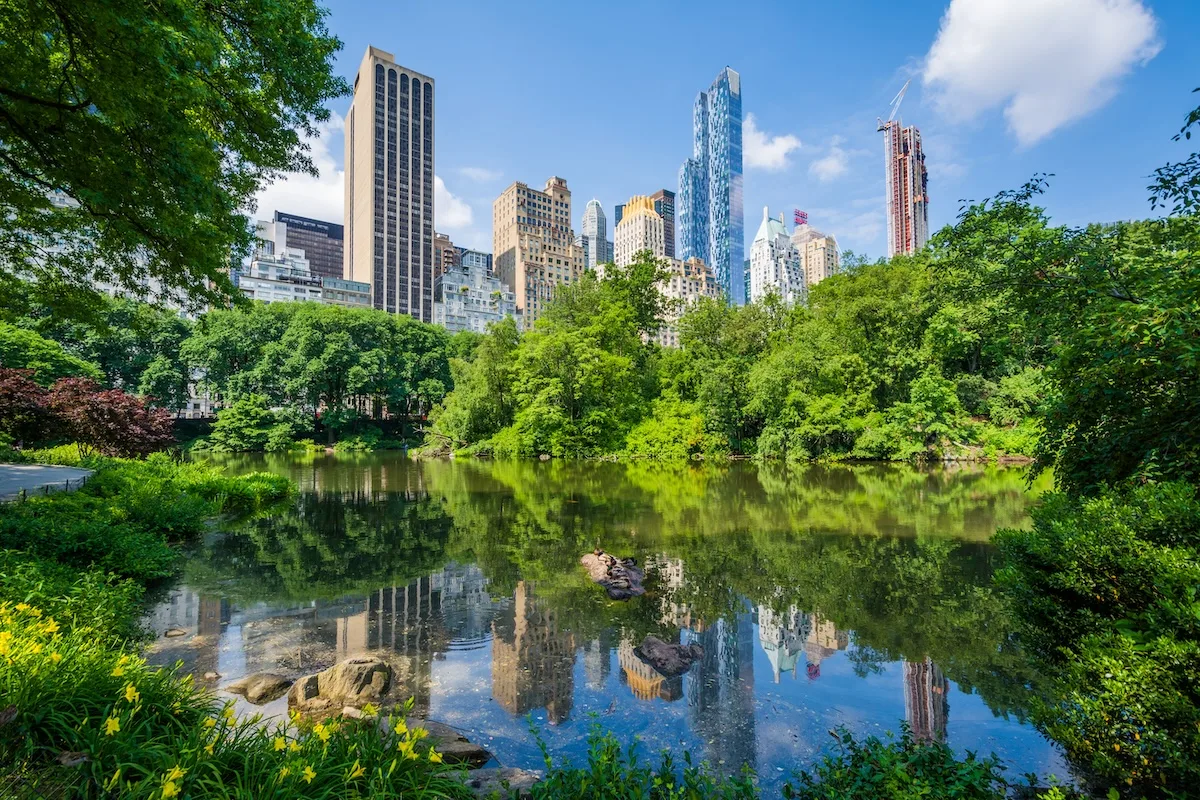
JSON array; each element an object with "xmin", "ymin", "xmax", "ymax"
[
  {"xmin": 0, "ymin": 367, "xmax": 51, "ymax": 446},
  {"xmin": 47, "ymin": 378, "xmax": 175, "ymax": 458}
]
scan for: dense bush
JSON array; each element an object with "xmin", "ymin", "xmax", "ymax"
[
  {"xmin": 783, "ymin": 727, "xmax": 1008, "ymax": 800},
  {"xmin": 995, "ymin": 482, "xmax": 1200, "ymax": 794}
]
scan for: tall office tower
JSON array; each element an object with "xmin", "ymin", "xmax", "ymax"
[
  {"xmin": 749, "ymin": 207, "xmax": 805, "ymax": 305},
  {"xmin": 268, "ymin": 212, "xmax": 344, "ymax": 280},
  {"xmin": 650, "ymin": 189, "xmax": 676, "ymax": 258},
  {"xmin": 613, "ymin": 195, "xmax": 665, "ymax": 268},
  {"xmin": 493, "ymin": 176, "xmax": 585, "ymax": 324},
  {"xmin": 580, "ymin": 199, "xmax": 612, "ymax": 269},
  {"xmin": 344, "ymin": 46, "xmax": 435, "ymax": 320},
  {"xmin": 677, "ymin": 67, "xmax": 743, "ymax": 303},
  {"xmin": 880, "ymin": 121, "xmax": 929, "ymax": 258},
  {"xmin": 791, "ymin": 224, "xmax": 840, "ymax": 289},
  {"xmin": 613, "ymin": 203, "xmax": 625, "ymax": 230}
]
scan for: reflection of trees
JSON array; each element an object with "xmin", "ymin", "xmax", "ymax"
[
  {"xmin": 184, "ymin": 491, "xmax": 453, "ymax": 601},
  {"xmin": 188, "ymin": 455, "xmax": 1044, "ymax": 723}
]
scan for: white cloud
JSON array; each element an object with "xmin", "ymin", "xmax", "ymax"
[
  {"xmin": 434, "ymin": 176, "xmax": 474, "ymax": 229},
  {"xmin": 457, "ymin": 166, "xmax": 502, "ymax": 182},
  {"xmin": 923, "ymin": 0, "xmax": 1161, "ymax": 146},
  {"xmin": 252, "ymin": 112, "xmax": 345, "ymax": 222},
  {"xmin": 809, "ymin": 136, "xmax": 849, "ymax": 182},
  {"xmin": 743, "ymin": 113, "xmax": 802, "ymax": 170}
]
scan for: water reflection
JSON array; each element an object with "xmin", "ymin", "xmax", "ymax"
[{"xmin": 147, "ymin": 455, "xmax": 1064, "ymax": 791}]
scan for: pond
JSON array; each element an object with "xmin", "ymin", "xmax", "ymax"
[{"xmin": 146, "ymin": 453, "xmax": 1068, "ymax": 792}]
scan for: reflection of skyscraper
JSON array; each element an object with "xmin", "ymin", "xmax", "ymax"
[
  {"xmin": 491, "ymin": 581, "xmax": 576, "ymax": 723},
  {"xmin": 145, "ymin": 590, "xmax": 229, "ymax": 686},
  {"xmin": 617, "ymin": 634, "xmax": 684, "ymax": 702},
  {"xmin": 648, "ymin": 555, "xmax": 705, "ymax": 631},
  {"xmin": 756, "ymin": 605, "xmax": 848, "ymax": 682},
  {"xmin": 582, "ymin": 631, "xmax": 615, "ymax": 690},
  {"xmin": 904, "ymin": 657, "xmax": 949, "ymax": 741},
  {"xmin": 685, "ymin": 607, "xmax": 756, "ymax": 776}
]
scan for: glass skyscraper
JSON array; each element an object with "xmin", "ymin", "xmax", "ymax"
[
  {"xmin": 677, "ymin": 67, "xmax": 743, "ymax": 304},
  {"xmin": 581, "ymin": 199, "xmax": 612, "ymax": 269}
]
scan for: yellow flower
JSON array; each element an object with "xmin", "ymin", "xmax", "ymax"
[
  {"xmin": 42, "ymin": 619, "xmax": 59, "ymax": 635},
  {"xmin": 280, "ymin": 766, "xmax": 291, "ymax": 779},
  {"xmin": 165, "ymin": 766, "xmax": 186, "ymax": 782},
  {"xmin": 222, "ymin": 705, "xmax": 235, "ymax": 720},
  {"xmin": 49, "ymin": 652, "xmax": 62, "ymax": 664},
  {"xmin": 29, "ymin": 642, "xmax": 42, "ymax": 655},
  {"xmin": 204, "ymin": 718, "xmax": 216, "ymax": 729},
  {"xmin": 28, "ymin": 607, "xmax": 42, "ymax": 618},
  {"xmin": 161, "ymin": 780, "xmax": 180, "ymax": 799},
  {"xmin": 105, "ymin": 769, "xmax": 121, "ymax": 791},
  {"xmin": 302, "ymin": 765, "xmax": 316, "ymax": 784},
  {"xmin": 204, "ymin": 742, "xmax": 214, "ymax": 755},
  {"xmin": 411, "ymin": 726, "xmax": 429, "ymax": 741},
  {"xmin": 111, "ymin": 665, "xmax": 125, "ymax": 678},
  {"xmin": 429, "ymin": 750, "xmax": 444, "ymax": 764},
  {"xmin": 346, "ymin": 759, "xmax": 365, "ymax": 780},
  {"xmin": 104, "ymin": 716, "xmax": 120, "ymax": 736},
  {"xmin": 124, "ymin": 684, "xmax": 140, "ymax": 704},
  {"xmin": 314, "ymin": 722, "xmax": 331, "ymax": 743},
  {"xmin": 288, "ymin": 740, "xmax": 301, "ymax": 753},
  {"xmin": 393, "ymin": 719, "xmax": 408, "ymax": 736},
  {"xmin": 274, "ymin": 736, "xmax": 287, "ymax": 752},
  {"xmin": 15, "ymin": 603, "xmax": 29, "ymax": 613},
  {"xmin": 362, "ymin": 703, "xmax": 379, "ymax": 717}
]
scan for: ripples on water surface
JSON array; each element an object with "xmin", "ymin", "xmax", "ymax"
[{"xmin": 146, "ymin": 454, "xmax": 1066, "ymax": 791}]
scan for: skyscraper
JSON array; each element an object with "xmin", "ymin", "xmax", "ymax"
[
  {"xmin": 749, "ymin": 207, "xmax": 805, "ymax": 305},
  {"xmin": 580, "ymin": 199, "xmax": 612, "ymax": 269},
  {"xmin": 344, "ymin": 46, "xmax": 435, "ymax": 320},
  {"xmin": 613, "ymin": 195, "xmax": 665, "ymax": 267},
  {"xmin": 650, "ymin": 189, "xmax": 676, "ymax": 258},
  {"xmin": 880, "ymin": 121, "xmax": 929, "ymax": 258},
  {"xmin": 493, "ymin": 176, "xmax": 584, "ymax": 324},
  {"xmin": 272, "ymin": 212, "xmax": 344, "ymax": 280},
  {"xmin": 678, "ymin": 67, "xmax": 743, "ymax": 304},
  {"xmin": 792, "ymin": 223, "xmax": 840, "ymax": 289}
]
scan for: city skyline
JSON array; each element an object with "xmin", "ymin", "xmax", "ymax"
[{"xmin": 251, "ymin": 0, "xmax": 1196, "ymax": 264}]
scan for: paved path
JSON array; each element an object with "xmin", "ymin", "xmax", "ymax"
[{"xmin": 0, "ymin": 464, "xmax": 93, "ymax": 501}]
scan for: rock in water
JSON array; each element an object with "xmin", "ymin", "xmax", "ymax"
[
  {"xmin": 634, "ymin": 635, "xmax": 704, "ymax": 677},
  {"xmin": 580, "ymin": 552, "xmax": 645, "ymax": 600},
  {"xmin": 225, "ymin": 673, "xmax": 293, "ymax": 705},
  {"xmin": 288, "ymin": 656, "xmax": 392, "ymax": 713},
  {"xmin": 455, "ymin": 767, "xmax": 541, "ymax": 798}
]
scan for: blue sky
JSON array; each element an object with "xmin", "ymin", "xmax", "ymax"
[{"xmin": 255, "ymin": 0, "xmax": 1200, "ymax": 260}]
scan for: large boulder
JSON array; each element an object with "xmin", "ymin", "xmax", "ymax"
[
  {"xmin": 580, "ymin": 551, "xmax": 645, "ymax": 600},
  {"xmin": 288, "ymin": 656, "xmax": 391, "ymax": 713},
  {"xmin": 381, "ymin": 717, "xmax": 494, "ymax": 768},
  {"xmin": 225, "ymin": 673, "xmax": 292, "ymax": 705},
  {"xmin": 635, "ymin": 636, "xmax": 703, "ymax": 677}
]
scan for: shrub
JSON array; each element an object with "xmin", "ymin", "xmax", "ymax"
[
  {"xmin": 0, "ymin": 368, "xmax": 51, "ymax": 446},
  {"xmin": 47, "ymin": 377, "xmax": 175, "ymax": 457},
  {"xmin": 996, "ymin": 482, "xmax": 1200, "ymax": 794},
  {"xmin": 987, "ymin": 367, "xmax": 1046, "ymax": 428},
  {"xmin": 783, "ymin": 726, "xmax": 1007, "ymax": 800},
  {"xmin": 625, "ymin": 397, "xmax": 714, "ymax": 460},
  {"xmin": 955, "ymin": 374, "xmax": 995, "ymax": 417},
  {"xmin": 529, "ymin": 722, "xmax": 758, "ymax": 799},
  {"xmin": 208, "ymin": 394, "xmax": 276, "ymax": 452}
]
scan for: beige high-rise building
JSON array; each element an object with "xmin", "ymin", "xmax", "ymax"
[
  {"xmin": 613, "ymin": 195, "xmax": 665, "ymax": 268},
  {"xmin": 344, "ymin": 46, "xmax": 435, "ymax": 320},
  {"xmin": 657, "ymin": 256, "xmax": 721, "ymax": 348},
  {"xmin": 791, "ymin": 225, "xmax": 840, "ymax": 290},
  {"xmin": 493, "ymin": 177, "xmax": 584, "ymax": 324}
]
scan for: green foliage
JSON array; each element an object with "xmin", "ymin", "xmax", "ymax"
[
  {"xmin": 782, "ymin": 726, "xmax": 1008, "ymax": 800},
  {"xmin": 529, "ymin": 721, "xmax": 758, "ymax": 799},
  {"xmin": 995, "ymin": 482, "xmax": 1200, "ymax": 794},
  {"xmin": 209, "ymin": 394, "xmax": 276, "ymax": 452},
  {"xmin": 0, "ymin": 322, "xmax": 101, "ymax": 384},
  {"xmin": 625, "ymin": 395, "xmax": 716, "ymax": 460},
  {"xmin": 0, "ymin": 0, "xmax": 347, "ymax": 312}
]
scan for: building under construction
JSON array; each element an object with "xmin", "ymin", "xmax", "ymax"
[{"xmin": 878, "ymin": 83, "xmax": 930, "ymax": 258}]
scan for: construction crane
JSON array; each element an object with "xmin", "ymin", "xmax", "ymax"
[{"xmin": 876, "ymin": 79, "xmax": 910, "ymax": 131}]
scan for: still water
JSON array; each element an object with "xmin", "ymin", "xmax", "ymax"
[{"xmin": 147, "ymin": 454, "xmax": 1066, "ymax": 790}]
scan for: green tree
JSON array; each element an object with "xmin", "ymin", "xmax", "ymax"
[
  {"xmin": 208, "ymin": 394, "xmax": 276, "ymax": 452},
  {"xmin": 1, "ymin": 0, "xmax": 346, "ymax": 311},
  {"xmin": 0, "ymin": 322, "xmax": 100, "ymax": 385}
]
